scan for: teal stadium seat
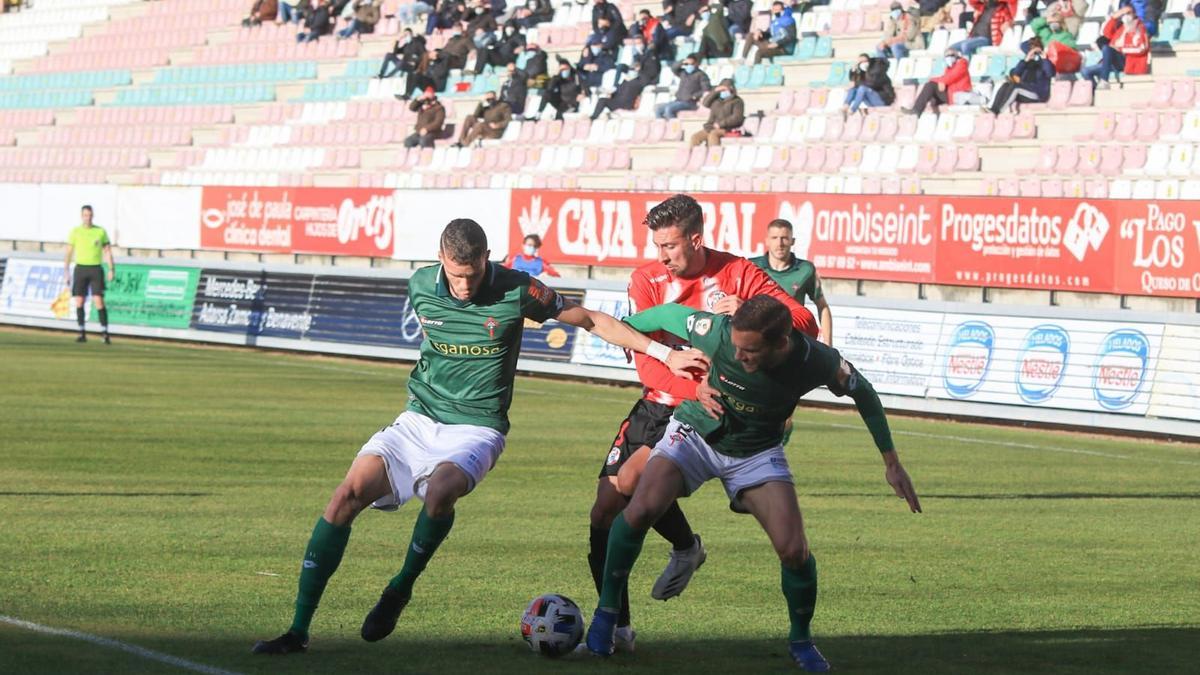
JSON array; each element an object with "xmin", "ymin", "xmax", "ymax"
[
  {"xmin": 811, "ymin": 61, "xmax": 848, "ymax": 87},
  {"xmin": 734, "ymin": 64, "xmax": 752, "ymax": 88},
  {"xmin": 1179, "ymin": 18, "xmax": 1200, "ymax": 43},
  {"xmin": 814, "ymin": 36, "xmax": 833, "ymax": 59},
  {"xmin": 764, "ymin": 63, "xmax": 784, "ymax": 86},
  {"xmin": 791, "ymin": 36, "xmax": 815, "ymax": 60},
  {"xmin": 1157, "ymin": 17, "xmax": 1182, "ymax": 42},
  {"xmin": 747, "ymin": 63, "xmax": 767, "ymax": 88}
]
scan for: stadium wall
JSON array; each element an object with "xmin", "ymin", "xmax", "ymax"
[{"xmin": 2, "ymin": 252, "xmax": 1198, "ymax": 440}]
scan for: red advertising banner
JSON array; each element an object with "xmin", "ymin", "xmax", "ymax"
[
  {"xmin": 200, "ymin": 186, "xmax": 398, "ymax": 257},
  {"xmin": 510, "ymin": 190, "xmax": 1200, "ymax": 298}
]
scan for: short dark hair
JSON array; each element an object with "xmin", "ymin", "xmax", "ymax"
[
  {"xmin": 732, "ymin": 295, "xmax": 792, "ymax": 344},
  {"xmin": 766, "ymin": 218, "xmax": 793, "ymax": 234},
  {"xmin": 523, "ymin": 233, "xmax": 542, "ymax": 247},
  {"xmin": 81, "ymin": 205, "xmax": 93, "ymax": 213},
  {"xmin": 685, "ymin": 52, "xmax": 700, "ymax": 63},
  {"xmin": 441, "ymin": 219, "xmax": 488, "ymax": 262},
  {"xmin": 645, "ymin": 194, "xmax": 703, "ymax": 237}
]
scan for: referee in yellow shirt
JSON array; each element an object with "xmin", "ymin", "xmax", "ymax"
[{"xmin": 63, "ymin": 205, "xmax": 115, "ymax": 344}]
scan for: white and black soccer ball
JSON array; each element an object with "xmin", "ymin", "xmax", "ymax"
[{"xmin": 519, "ymin": 593, "xmax": 584, "ymax": 657}]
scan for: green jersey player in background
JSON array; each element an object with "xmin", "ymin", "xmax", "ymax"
[
  {"xmin": 252, "ymin": 219, "xmax": 707, "ymax": 655},
  {"xmin": 750, "ymin": 218, "xmax": 832, "ymax": 346},
  {"xmin": 585, "ymin": 295, "xmax": 921, "ymax": 672}
]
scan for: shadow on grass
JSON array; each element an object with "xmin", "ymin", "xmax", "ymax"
[
  {"xmin": 0, "ymin": 492, "xmax": 213, "ymax": 498},
  {"xmin": 803, "ymin": 492, "xmax": 1200, "ymax": 501},
  {"xmin": 6, "ymin": 626, "xmax": 1196, "ymax": 674}
]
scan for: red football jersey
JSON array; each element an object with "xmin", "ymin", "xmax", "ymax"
[{"xmin": 628, "ymin": 248, "xmax": 819, "ymax": 406}]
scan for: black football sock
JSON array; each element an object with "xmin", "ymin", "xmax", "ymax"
[{"xmin": 652, "ymin": 500, "xmax": 696, "ymax": 551}]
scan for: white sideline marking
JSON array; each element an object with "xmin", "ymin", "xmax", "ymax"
[
  {"xmin": 255, "ymin": 571, "xmax": 281, "ymax": 577},
  {"xmin": 0, "ymin": 616, "xmax": 243, "ymax": 675},
  {"xmin": 818, "ymin": 423, "xmax": 1200, "ymax": 467}
]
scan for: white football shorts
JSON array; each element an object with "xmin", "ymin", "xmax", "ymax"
[
  {"xmin": 650, "ymin": 417, "xmax": 793, "ymax": 512},
  {"xmin": 357, "ymin": 411, "xmax": 506, "ymax": 511}
]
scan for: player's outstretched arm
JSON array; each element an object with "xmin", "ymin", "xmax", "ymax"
[
  {"xmin": 556, "ymin": 301, "xmax": 708, "ymax": 378},
  {"xmin": 830, "ymin": 359, "xmax": 922, "ymax": 513}
]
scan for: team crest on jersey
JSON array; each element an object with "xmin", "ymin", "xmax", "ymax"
[
  {"xmin": 606, "ymin": 447, "xmax": 621, "ymax": 465},
  {"xmin": 693, "ymin": 317, "xmax": 712, "ymax": 336},
  {"xmin": 485, "ymin": 317, "xmax": 499, "ymax": 338}
]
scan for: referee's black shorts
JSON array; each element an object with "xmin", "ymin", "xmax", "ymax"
[
  {"xmin": 597, "ymin": 399, "xmax": 675, "ymax": 479},
  {"xmin": 72, "ymin": 264, "xmax": 105, "ymax": 297}
]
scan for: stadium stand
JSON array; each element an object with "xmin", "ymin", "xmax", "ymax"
[{"xmin": 0, "ymin": 0, "xmax": 1194, "ymax": 197}]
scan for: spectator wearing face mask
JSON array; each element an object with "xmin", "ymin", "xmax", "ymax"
[
  {"xmin": 723, "ymin": 0, "xmax": 752, "ymax": 35},
  {"xmin": 477, "ymin": 21, "xmax": 525, "ymax": 73},
  {"xmin": 628, "ymin": 34, "xmax": 662, "ymax": 85},
  {"xmin": 987, "ymin": 37, "xmax": 1055, "ymax": 114},
  {"xmin": 521, "ymin": 43, "xmax": 549, "ymax": 88},
  {"xmin": 296, "ymin": 1, "xmax": 334, "ymax": 42},
  {"xmin": 1124, "ymin": 0, "xmax": 1160, "ymax": 37},
  {"xmin": 513, "ymin": 0, "xmax": 554, "ymax": 28},
  {"xmin": 442, "ymin": 25, "xmax": 474, "ymax": 69},
  {"xmin": 843, "ymin": 53, "xmax": 895, "ymax": 114},
  {"xmin": 506, "ymin": 235, "xmax": 561, "ymax": 277},
  {"xmin": 689, "ymin": 78, "xmax": 744, "ymax": 147},
  {"xmin": 499, "ymin": 61, "xmax": 529, "ymax": 115},
  {"xmin": 588, "ymin": 15, "xmax": 627, "ymax": 55},
  {"xmin": 426, "ymin": 0, "xmax": 465, "ymax": 35},
  {"xmin": 878, "ymin": 2, "xmax": 925, "ymax": 59},
  {"xmin": 466, "ymin": 0, "xmax": 497, "ymax": 37},
  {"xmin": 742, "ymin": 2, "xmax": 797, "ymax": 64},
  {"xmin": 454, "ymin": 91, "xmax": 512, "ymax": 146},
  {"xmin": 634, "ymin": 9, "xmax": 674, "ymax": 61},
  {"xmin": 592, "ymin": 0, "xmax": 625, "ymax": 34},
  {"xmin": 404, "ymin": 88, "xmax": 446, "ymax": 148},
  {"xmin": 591, "ymin": 38, "xmax": 659, "ymax": 119},
  {"xmin": 379, "ymin": 29, "xmax": 426, "ymax": 82},
  {"xmin": 537, "ymin": 59, "xmax": 583, "ymax": 120},
  {"xmin": 402, "ymin": 48, "xmax": 452, "ymax": 97},
  {"xmin": 903, "ymin": 48, "xmax": 971, "ymax": 114},
  {"xmin": 953, "ymin": 0, "xmax": 1016, "ymax": 56},
  {"xmin": 656, "ymin": 53, "xmax": 711, "ymax": 119},
  {"xmin": 662, "ymin": 0, "xmax": 703, "ymax": 39},
  {"xmin": 697, "ymin": 4, "xmax": 733, "ymax": 60},
  {"xmin": 577, "ymin": 42, "xmax": 616, "ymax": 90},
  {"xmin": 1082, "ymin": 5, "xmax": 1148, "ymax": 88},
  {"xmin": 1028, "ymin": 10, "xmax": 1076, "ymax": 49}
]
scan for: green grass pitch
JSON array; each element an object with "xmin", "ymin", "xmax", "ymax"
[{"xmin": 1, "ymin": 326, "xmax": 1197, "ymax": 674}]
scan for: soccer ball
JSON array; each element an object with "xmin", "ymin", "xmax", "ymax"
[{"xmin": 519, "ymin": 593, "xmax": 584, "ymax": 657}]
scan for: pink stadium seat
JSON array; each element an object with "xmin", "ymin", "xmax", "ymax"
[
  {"xmin": 787, "ymin": 145, "xmax": 806, "ymax": 172},
  {"xmin": 672, "ymin": 146, "xmax": 691, "ymax": 170},
  {"xmin": 612, "ymin": 147, "xmax": 630, "ymax": 170},
  {"xmin": 841, "ymin": 114, "xmax": 863, "ymax": 142},
  {"xmin": 685, "ymin": 146, "xmax": 706, "ymax": 172},
  {"xmin": 935, "ymin": 146, "xmax": 957, "ymax": 174},
  {"xmin": 1068, "ymin": 80, "xmax": 1093, "ymax": 107},
  {"xmin": 1035, "ymin": 146, "xmax": 1058, "ymax": 174},
  {"xmin": 1018, "ymin": 177, "xmax": 1041, "ymax": 197},
  {"xmin": 1099, "ymin": 145, "xmax": 1123, "ymax": 176},
  {"xmin": 1136, "ymin": 112, "xmax": 1161, "ymax": 142},
  {"xmin": 900, "ymin": 177, "xmax": 921, "ymax": 194},
  {"xmin": 1078, "ymin": 111, "xmax": 1115, "ymax": 142},
  {"xmin": 1113, "ymin": 112, "xmax": 1137, "ymax": 142},
  {"xmin": 877, "ymin": 114, "xmax": 898, "ymax": 142},
  {"xmin": 894, "ymin": 85, "xmax": 916, "ymax": 110},
  {"xmin": 861, "ymin": 176, "xmax": 882, "ymax": 193},
  {"xmin": 913, "ymin": 145, "xmax": 938, "ymax": 174},
  {"xmin": 1085, "ymin": 178, "xmax": 1108, "ymax": 198},
  {"xmin": 1063, "ymin": 178, "xmax": 1085, "ymax": 198},
  {"xmin": 859, "ymin": 114, "xmax": 881, "ymax": 142},
  {"xmin": 1041, "ymin": 179, "xmax": 1063, "ymax": 198},
  {"xmin": 776, "ymin": 90, "xmax": 794, "ymax": 113},
  {"xmin": 771, "ymin": 175, "xmax": 789, "ymax": 192},
  {"xmin": 981, "ymin": 177, "xmax": 999, "ymax": 196},
  {"xmin": 630, "ymin": 120, "xmax": 650, "ymax": 144},
  {"xmin": 1077, "ymin": 145, "xmax": 1101, "ymax": 175},
  {"xmin": 955, "ymin": 145, "xmax": 980, "ymax": 171},
  {"xmin": 822, "ymin": 146, "xmax": 845, "ymax": 173},
  {"xmin": 1170, "ymin": 80, "xmax": 1196, "ymax": 108},
  {"xmin": 597, "ymin": 147, "xmax": 615, "ymax": 171},
  {"xmin": 734, "ymin": 176, "xmax": 753, "ymax": 192},
  {"xmin": 718, "ymin": 175, "xmax": 736, "ymax": 191},
  {"xmin": 1135, "ymin": 80, "xmax": 1172, "ymax": 109},
  {"xmin": 788, "ymin": 174, "xmax": 807, "ymax": 192},
  {"xmin": 1161, "ymin": 111, "xmax": 1183, "ymax": 138},
  {"xmin": 791, "ymin": 88, "xmax": 812, "ymax": 114},
  {"xmin": 1048, "ymin": 80, "xmax": 1072, "ymax": 109},
  {"xmin": 823, "ymin": 115, "xmax": 844, "ymax": 142},
  {"xmin": 704, "ymin": 147, "xmax": 723, "ymax": 169},
  {"xmin": 804, "ymin": 146, "xmax": 826, "ymax": 172},
  {"xmin": 1013, "ymin": 113, "xmax": 1036, "ymax": 139},
  {"xmin": 756, "ymin": 116, "xmax": 776, "ymax": 140},
  {"xmin": 770, "ymin": 147, "xmax": 790, "ymax": 172},
  {"xmin": 743, "ymin": 117, "xmax": 761, "ymax": 136},
  {"xmin": 972, "ymin": 114, "xmax": 994, "ymax": 142},
  {"xmin": 1122, "ymin": 145, "xmax": 1147, "ymax": 172},
  {"xmin": 882, "ymin": 176, "xmax": 902, "ymax": 194},
  {"xmin": 896, "ymin": 114, "xmax": 917, "ymax": 140},
  {"xmin": 807, "ymin": 89, "xmax": 829, "ymax": 111}
]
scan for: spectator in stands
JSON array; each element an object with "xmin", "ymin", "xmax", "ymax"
[
  {"xmin": 591, "ymin": 38, "xmax": 659, "ymax": 120},
  {"xmin": 1125, "ymin": 0, "xmax": 1160, "ymax": 37},
  {"xmin": 663, "ymin": 0, "xmax": 703, "ymax": 39},
  {"xmin": 588, "ymin": 15, "xmax": 627, "ymax": 55},
  {"xmin": 742, "ymin": 2, "xmax": 797, "ymax": 64},
  {"xmin": 505, "ymin": 235, "xmax": 562, "ymax": 277},
  {"xmin": 627, "ymin": 33, "xmax": 662, "ymax": 85},
  {"xmin": 903, "ymin": 47, "xmax": 971, "ymax": 114},
  {"xmin": 417, "ymin": 48, "xmax": 454, "ymax": 94},
  {"xmin": 843, "ymin": 53, "xmax": 895, "ymax": 114},
  {"xmin": 1026, "ymin": 0, "xmax": 1088, "ymax": 36},
  {"xmin": 426, "ymin": 0, "xmax": 465, "ymax": 35},
  {"xmin": 987, "ymin": 37, "xmax": 1054, "ymax": 114},
  {"xmin": 538, "ymin": 59, "xmax": 584, "ymax": 119},
  {"xmin": 244, "ymin": 0, "xmax": 279, "ymax": 27},
  {"xmin": 724, "ymin": 0, "xmax": 752, "ymax": 36},
  {"xmin": 465, "ymin": 0, "xmax": 499, "ymax": 49},
  {"xmin": 1082, "ymin": 5, "xmax": 1148, "ymax": 88},
  {"xmin": 953, "ymin": 0, "xmax": 1016, "ymax": 56},
  {"xmin": 477, "ymin": 21, "xmax": 525, "ymax": 73},
  {"xmin": 513, "ymin": 0, "xmax": 554, "ymax": 28},
  {"xmin": 697, "ymin": 4, "xmax": 734, "ymax": 60},
  {"xmin": 279, "ymin": 0, "xmax": 306, "ymax": 24},
  {"xmin": 918, "ymin": 0, "xmax": 951, "ymax": 37},
  {"xmin": 379, "ymin": 29, "xmax": 426, "ymax": 81},
  {"xmin": 454, "ymin": 91, "xmax": 512, "ymax": 146},
  {"xmin": 337, "ymin": 0, "xmax": 380, "ymax": 38},
  {"xmin": 404, "ymin": 88, "xmax": 447, "ymax": 148},
  {"xmin": 577, "ymin": 43, "xmax": 616, "ymax": 91},
  {"xmin": 521, "ymin": 43, "xmax": 550, "ymax": 88},
  {"xmin": 878, "ymin": 2, "xmax": 924, "ymax": 58},
  {"xmin": 656, "ymin": 53, "xmax": 711, "ymax": 118},
  {"xmin": 296, "ymin": 1, "xmax": 335, "ymax": 42},
  {"xmin": 443, "ymin": 26, "xmax": 475, "ymax": 69},
  {"xmin": 635, "ymin": 9, "xmax": 674, "ymax": 60},
  {"xmin": 1028, "ymin": 9, "xmax": 1076, "ymax": 49},
  {"xmin": 490, "ymin": 0, "xmax": 508, "ymax": 18},
  {"xmin": 592, "ymin": 0, "xmax": 626, "ymax": 35},
  {"xmin": 689, "ymin": 78, "xmax": 744, "ymax": 147},
  {"xmin": 394, "ymin": 0, "xmax": 434, "ymax": 25},
  {"xmin": 500, "ymin": 62, "xmax": 529, "ymax": 115}
]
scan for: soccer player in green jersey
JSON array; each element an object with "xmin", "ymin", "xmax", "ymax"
[
  {"xmin": 585, "ymin": 295, "xmax": 921, "ymax": 672},
  {"xmin": 62, "ymin": 205, "xmax": 115, "ymax": 344},
  {"xmin": 252, "ymin": 219, "xmax": 707, "ymax": 656},
  {"xmin": 750, "ymin": 219, "xmax": 832, "ymax": 346}
]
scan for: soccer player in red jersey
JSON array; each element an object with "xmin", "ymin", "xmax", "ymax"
[{"xmin": 585, "ymin": 194, "xmax": 818, "ymax": 649}]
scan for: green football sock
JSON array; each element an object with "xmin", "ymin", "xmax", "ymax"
[
  {"xmin": 386, "ymin": 509, "xmax": 455, "ymax": 598},
  {"xmin": 598, "ymin": 513, "xmax": 648, "ymax": 611},
  {"xmin": 290, "ymin": 517, "xmax": 352, "ymax": 639},
  {"xmin": 782, "ymin": 554, "xmax": 818, "ymax": 642}
]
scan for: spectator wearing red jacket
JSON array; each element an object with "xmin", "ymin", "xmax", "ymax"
[
  {"xmin": 904, "ymin": 48, "xmax": 972, "ymax": 115},
  {"xmin": 952, "ymin": 0, "xmax": 1017, "ymax": 56},
  {"xmin": 1081, "ymin": 5, "xmax": 1148, "ymax": 88}
]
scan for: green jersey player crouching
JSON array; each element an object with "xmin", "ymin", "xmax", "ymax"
[
  {"xmin": 584, "ymin": 295, "xmax": 922, "ymax": 672},
  {"xmin": 252, "ymin": 219, "xmax": 708, "ymax": 655}
]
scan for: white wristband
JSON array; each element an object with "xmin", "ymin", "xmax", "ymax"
[{"xmin": 646, "ymin": 341, "xmax": 673, "ymax": 363}]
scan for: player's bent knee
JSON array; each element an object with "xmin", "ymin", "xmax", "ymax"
[
  {"xmin": 422, "ymin": 484, "xmax": 459, "ymax": 518},
  {"xmin": 589, "ymin": 479, "xmax": 624, "ymax": 528},
  {"xmin": 621, "ymin": 500, "xmax": 656, "ymax": 531},
  {"xmin": 776, "ymin": 539, "xmax": 810, "ymax": 568},
  {"xmin": 615, "ymin": 465, "xmax": 641, "ymax": 497},
  {"xmin": 325, "ymin": 482, "xmax": 370, "ymax": 526}
]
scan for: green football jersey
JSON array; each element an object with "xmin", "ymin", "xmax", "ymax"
[
  {"xmin": 749, "ymin": 254, "xmax": 822, "ymax": 308},
  {"xmin": 625, "ymin": 305, "xmax": 843, "ymax": 458},
  {"xmin": 405, "ymin": 262, "xmax": 564, "ymax": 434},
  {"xmin": 68, "ymin": 225, "xmax": 110, "ymax": 266}
]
